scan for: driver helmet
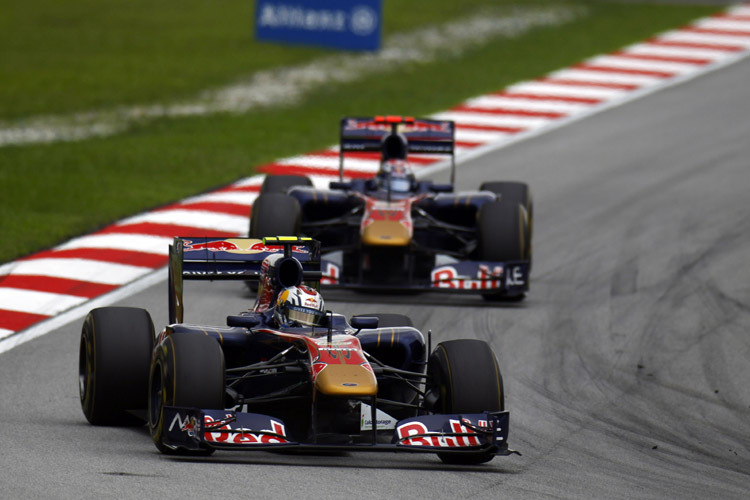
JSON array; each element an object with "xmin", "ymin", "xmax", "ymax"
[
  {"xmin": 274, "ymin": 285, "xmax": 326, "ymax": 327},
  {"xmin": 376, "ymin": 159, "xmax": 415, "ymax": 193}
]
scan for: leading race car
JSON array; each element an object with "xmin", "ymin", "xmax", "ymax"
[
  {"xmin": 250, "ymin": 116, "xmax": 533, "ymax": 301},
  {"xmin": 78, "ymin": 236, "xmax": 516, "ymax": 464}
]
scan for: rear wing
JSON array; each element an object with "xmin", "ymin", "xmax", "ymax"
[
  {"xmin": 339, "ymin": 116, "xmax": 456, "ymax": 183},
  {"xmin": 168, "ymin": 237, "xmax": 320, "ymax": 324}
]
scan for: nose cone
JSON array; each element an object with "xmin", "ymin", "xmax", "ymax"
[
  {"xmin": 362, "ymin": 220, "xmax": 411, "ymax": 246},
  {"xmin": 315, "ymin": 364, "xmax": 378, "ymax": 396}
]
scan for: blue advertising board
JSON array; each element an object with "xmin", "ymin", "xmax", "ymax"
[{"xmin": 255, "ymin": 0, "xmax": 382, "ymax": 51}]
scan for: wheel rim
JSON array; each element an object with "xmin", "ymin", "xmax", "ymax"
[
  {"xmin": 78, "ymin": 335, "xmax": 90, "ymax": 403},
  {"xmin": 149, "ymin": 360, "xmax": 164, "ymax": 428}
]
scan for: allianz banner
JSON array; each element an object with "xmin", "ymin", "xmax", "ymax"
[{"xmin": 255, "ymin": 0, "xmax": 382, "ymax": 51}]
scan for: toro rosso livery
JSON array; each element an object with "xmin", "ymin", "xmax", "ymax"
[
  {"xmin": 79, "ymin": 237, "xmax": 516, "ymax": 464},
  {"xmin": 250, "ymin": 116, "xmax": 533, "ymax": 300}
]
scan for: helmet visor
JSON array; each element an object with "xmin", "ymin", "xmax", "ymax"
[
  {"xmin": 389, "ymin": 177, "xmax": 411, "ymax": 192},
  {"xmin": 285, "ymin": 304, "xmax": 325, "ymax": 326}
]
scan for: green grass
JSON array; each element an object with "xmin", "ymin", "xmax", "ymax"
[
  {"xmin": 0, "ymin": 0, "xmax": 549, "ymax": 119},
  {"xmin": 0, "ymin": 1, "xmax": 722, "ymax": 263}
]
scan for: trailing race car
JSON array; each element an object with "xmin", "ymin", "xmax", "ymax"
[
  {"xmin": 78, "ymin": 236, "xmax": 516, "ymax": 464},
  {"xmin": 250, "ymin": 116, "xmax": 533, "ymax": 301}
]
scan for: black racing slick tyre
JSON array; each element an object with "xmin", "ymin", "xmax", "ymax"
[
  {"xmin": 479, "ymin": 181, "xmax": 533, "ymax": 259},
  {"xmin": 79, "ymin": 307, "xmax": 154, "ymax": 426},
  {"xmin": 426, "ymin": 339, "xmax": 504, "ymax": 465},
  {"xmin": 260, "ymin": 174, "xmax": 313, "ymax": 194},
  {"xmin": 477, "ymin": 200, "xmax": 527, "ymax": 262},
  {"xmin": 477, "ymin": 199, "xmax": 530, "ymax": 301},
  {"xmin": 149, "ymin": 333, "xmax": 225, "ymax": 455},
  {"xmin": 480, "ymin": 181, "xmax": 530, "ymax": 210},
  {"xmin": 249, "ymin": 193, "xmax": 301, "ymax": 240}
]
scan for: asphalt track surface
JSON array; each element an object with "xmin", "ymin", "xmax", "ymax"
[{"xmin": 2, "ymin": 55, "xmax": 750, "ymax": 500}]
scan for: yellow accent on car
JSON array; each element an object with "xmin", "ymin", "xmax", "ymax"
[
  {"xmin": 362, "ymin": 221, "xmax": 411, "ymax": 246},
  {"xmin": 315, "ymin": 364, "xmax": 378, "ymax": 396},
  {"xmin": 263, "ymin": 236, "xmax": 312, "ymax": 244}
]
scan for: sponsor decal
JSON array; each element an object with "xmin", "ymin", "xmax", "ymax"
[
  {"xmin": 396, "ymin": 418, "xmax": 488, "ymax": 448},
  {"xmin": 360, "ymin": 403, "xmax": 397, "ymax": 430},
  {"xmin": 183, "ymin": 239, "xmax": 308, "ymax": 255},
  {"xmin": 183, "ymin": 239, "xmax": 241, "ymax": 252},
  {"xmin": 169, "ymin": 412, "xmax": 200, "ymax": 439},
  {"xmin": 183, "ymin": 270, "xmax": 246, "ymax": 276},
  {"xmin": 203, "ymin": 414, "xmax": 288, "ymax": 445},
  {"xmin": 255, "ymin": 0, "xmax": 382, "ymax": 52},
  {"xmin": 345, "ymin": 119, "xmax": 393, "ymax": 132},
  {"xmin": 350, "ymin": 5, "xmax": 378, "ymax": 36},
  {"xmin": 344, "ymin": 119, "xmax": 451, "ymax": 134},
  {"xmin": 431, "ymin": 264, "xmax": 503, "ymax": 290},
  {"xmin": 258, "ymin": 4, "xmax": 346, "ymax": 32},
  {"xmin": 506, "ymin": 266, "xmax": 525, "ymax": 286},
  {"xmin": 321, "ymin": 262, "xmax": 340, "ymax": 285}
]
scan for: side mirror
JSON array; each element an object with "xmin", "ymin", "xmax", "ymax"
[
  {"xmin": 227, "ymin": 315, "xmax": 261, "ymax": 328},
  {"xmin": 350, "ymin": 316, "xmax": 379, "ymax": 331}
]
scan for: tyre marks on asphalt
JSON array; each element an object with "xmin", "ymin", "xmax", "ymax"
[{"xmin": 2, "ymin": 4, "xmax": 750, "ymax": 342}]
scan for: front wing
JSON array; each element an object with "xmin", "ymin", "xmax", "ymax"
[
  {"xmin": 161, "ymin": 407, "xmax": 515, "ymax": 457},
  {"xmin": 321, "ymin": 259, "xmax": 530, "ymax": 296}
]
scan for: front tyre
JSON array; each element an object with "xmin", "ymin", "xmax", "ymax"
[
  {"xmin": 477, "ymin": 199, "xmax": 530, "ymax": 301},
  {"xmin": 426, "ymin": 339, "xmax": 504, "ymax": 465},
  {"xmin": 149, "ymin": 333, "xmax": 225, "ymax": 455},
  {"xmin": 479, "ymin": 180, "xmax": 533, "ymax": 264},
  {"xmin": 79, "ymin": 307, "xmax": 154, "ymax": 426},
  {"xmin": 260, "ymin": 174, "xmax": 313, "ymax": 194},
  {"xmin": 479, "ymin": 181, "xmax": 531, "ymax": 215}
]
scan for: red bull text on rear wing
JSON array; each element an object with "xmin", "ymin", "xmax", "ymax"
[
  {"xmin": 168, "ymin": 237, "xmax": 321, "ymax": 324},
  {"xmin": 338, "ymin": 116, "xmax": 456, "ymax": 184}
]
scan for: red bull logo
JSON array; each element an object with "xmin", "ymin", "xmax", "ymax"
[
  {"xmin": 346, "ymin": 120, "xmax": 392, "ymax": 132},
  {"xmin": 183, "ymin": 239, "xmax": 241, "ymax": 252},
  {"xmin": 397, "ymin": 418, "xmax": 486, "ymax": 448},
  {"xmin": 345, "ymin": 119, "xmax": 451, "ymax": 134},
  {"xmin": 183, "ymin": 239, "xmax": 308, "ymax": 255},
  {"xmin": 400, "ymin": 121, "xmax": 451, "ymax": 134}
]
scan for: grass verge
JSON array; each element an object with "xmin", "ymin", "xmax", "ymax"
[{"xmin": 0, "ymin": 1, "xmax": 722, "ymax": 263}]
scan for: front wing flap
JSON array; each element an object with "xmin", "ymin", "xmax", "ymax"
[
  {"xmin": 161, "ymin": 407, "xmax": 514, "ymax": 456},
  {"xmin": 321, "ymin": 259, "xmax": 529, "ymax": 296}
]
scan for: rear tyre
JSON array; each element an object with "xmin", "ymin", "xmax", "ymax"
[
  {"xmin": 426, "ymin": 339, "xmax": 504, "ymax": 465},
  {"xmin": 249, "ymin": 193, "xmax": 301, "ymax": 239},
  {"xmin": 247, "ymin": 193, "xmax": 302, "ymax": 291},
  {"xmin": 79, "ymin": 307, "xmax": 154, "ymax": 426},
  {"xmin": 261, "ymin": 174, "xmax": 312, "ymax": 194},
  {"xmin": 149, "ymin": 333, "xmax": 225, "ymax": 455}
]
